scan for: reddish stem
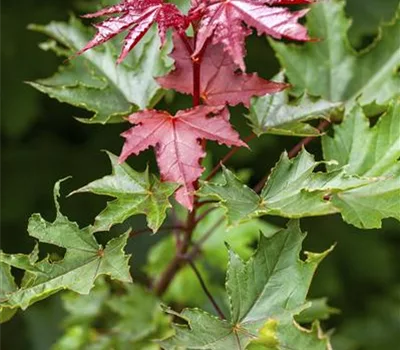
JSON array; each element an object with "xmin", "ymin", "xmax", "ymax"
[
  {"xmin": 194, "ymin": 206, "xmax": 217, "ymax": 225},
  {"xmin": 154, "ymin": 29, "xmax": 205, "ymax": 297},
  {"xmin": 186, "ymin": 259, "xmax": 226, "ymax": 319},
  {"xmin": 154, "ymin": 206, "xmax": 199, "ymax": 296},
  {"xmin": 253, "ymin": 119, "xmax": 331, "ymax": 193},
  {"xmin": 129, "ymin": 225, "xmax": 185, "ymax": 238},
  {"xmin": 178, "ymin": 31, "xmax": 193, "ymax": 55},
  {"xmin": 192, "ymin": 58, "xmax": 201, "ymax": 106},
  {"xmin": 287, "ymin": 119, "xmax": 331, "ymax": 158},
  {"xmin": 206, "ymin": 133, "xmax": 256, "ymax": 181}
]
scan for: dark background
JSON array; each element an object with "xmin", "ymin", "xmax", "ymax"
[{"xmin": 1, "ymin": 0, "xmax": 400, "ymax": 349}]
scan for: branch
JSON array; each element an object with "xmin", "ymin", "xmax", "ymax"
[
  {"xmin": 178, "ymin": 31, "xmax": 193, "ymax": 55},
  {"xmin": 206, "ymin": 133, "xmax": 256, "ymax": 181},
  {"xmin": 287, "ymin": 119, "xmax": 331, "ymax": 159},
  {"xmin": 154, "ymin": 206, "xmax": 197, "ymax": 296},
  {"xmin": 194, "ymin": 206, "xmax": 218, "ymax": 225},
  {"xmin": 253, "ymin": 120, "xmax": 331, "ymax": 193},
  {"xmin": 185, "ymin": 218, "xmax": 225, "ymax": 262},
  {"xmin": 153, "ymin": 206, "xmax": 225, "ymax": 296},
  {"xmin": 129, "ymin": 225, "xmax": 185, "ymax": 238},
  {"xmin": 154, "ymin": 29, "xmax": 205, "ymax": 296},
  {"xmin": 185, "ymin": 258, "xmax": 226, "ymax": 319}
]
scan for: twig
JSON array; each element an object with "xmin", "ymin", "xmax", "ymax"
[
  {"xmin": 206, "ymin": 133, "xmax": 257, "ymax": 181},
  {"xmin": 186, "ymin": 258, "xmax": 226, "ymax": 319},
  {"xmin": 154, "ymin": 211, "xmax": 225, "ymax": 296},
  {"xmin": 194, "ymin": 206, "xmax": 218, "ymax": 225},
  {"xmin": 196, "ymin": 200, "xmax": 218, "ymax": 208},
  {"xmin": 287, "ymin": 119, "xmax": 331, "ymax": 158},
  {"xmin": 153, "ymin": 30, "xmax": 209, "ymax": 296},
  {"xmin": 253, "ymin": 120, "xmax": 331, "ymax": 193},
  {"xmin": 178, "ymin": 31, "xmax": 193, "ymax": 55},
  {"xmin": 129, "ymin": 225, "xmax": 185, "ymax": 238},
  {"xmin": 154, "ymin": 208, "xmax": 197, "ymax": 296},
  {"xmin": 185, "ymin": 218, "xmax": 225, "ymax": 262}
]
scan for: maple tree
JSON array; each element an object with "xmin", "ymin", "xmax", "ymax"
[{"xmin": 2, "ymin": 0, "xmax": 400, "ymax": 349}]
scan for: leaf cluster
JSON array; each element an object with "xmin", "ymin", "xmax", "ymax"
[{"xmin": 2, "ymin": 0, "xmax": 399, "ymax": 349}]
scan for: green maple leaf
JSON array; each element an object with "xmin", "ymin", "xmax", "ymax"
[
  {"xmin": 0, "ymin": 263, "xmax": 18, "ymax": 323},
  {"xmin": 247, "ymin": 72, "xmax": 341, "ymax": 137},
  {"xmin": 145, "ymin": 204, "xmax": 278, "ymax": 305},
  {"xmin": 346, "ymin": 0, "xmax": 399, "ymax": 47},
  {"xmin": 71, "ymin": 152, "xmax": 178, "ymax": 233},
  {"xmin": 247, "ymin": 320, "xmax": 331, "ymax": 350},
  {"xmin": 0, "ymin": 180, "xmax": 132, "ymax": 312},
  {"xmin": 322, "ymin": 99, "xmax": 400, "ymax": 228},
  {"xmin": 295, "ymin": 298, "xmax": 340, "ymax": 324},
  {"xmin": 28, "ymin": 16, "xmax": 172, "ymax": 124},
  {"xmin": 199, "ymin": 150, "xmax": 376, "ymax": 225},
  {"xmin": 270, "ymin": 0, "xmax": 400, "ymax": 108},
  {"xmin": 162, "ymin": 221, "xmax": 332, "ymax": 350},
  {"xmin": 200, "ymin": 100, "xmax": 400, "ymax": 229},
  {"xmin": 54, "ymin": 280, "xmax": 172, "ymax": 350}
]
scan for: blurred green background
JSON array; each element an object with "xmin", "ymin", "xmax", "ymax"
[{"xmin": 1, "ymin": 0, "xmax": 400, "ymax": 349}]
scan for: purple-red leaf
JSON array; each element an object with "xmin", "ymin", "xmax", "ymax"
[
  {"xmin": 192, "ymin": 0, "xmax": 313, "ymax": 70},
  {"xmin": 78, "ymin": 0, "xmax": 187, "ymax": 63},
  {"xmin": 119, "ymin": 106, "xmax": 247, "ymax": 209},
  {"xmin": 157, "ymin": 33, "xmax": 287, "ymax": 107}
]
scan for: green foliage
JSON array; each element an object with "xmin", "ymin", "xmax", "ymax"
[
  {"xmin": 145, "ymin": 204, "xmax": 278, "ymax": 305},
  {"xmin": 345, "ymin": 0, "xmax": 400, "ymax": 47},
  {"xmin": 332, "ymin": 286, "xmax": 400, "ymax": 350},
  {"xmin": 71, "ymin": 152, "xmax": 178, "ymax": 233},
  {"xmin": 28, "ymin": 16, "xmax": 172, "ymax": 124},
  {"xmin": 247, "ymin": 72, "xmax": 342, "ymax": 137},
  {"xmin": 323, "ymin": 100, "xmax": 400, "ymax": 228},
  {"xmin": 3, "ymin": 0, "xmax": 400, "ymax": 349},
  {"xmin": 162, "ymin": 222, "xmax": 332, "ymax": 349},
  {"xmin": 53, "ymin": 279, "xmax": 172, "ymax": 350},
  {"xmin": 201, "ymin": 100, "xmax": 400, "ymax": 229},
  {"xmin": 296, "ymin": 298, "xmax": 340, "ymax": 324},
  {"xmin": 0, "ymin": 180, "xmax": 132, "ymax": 313},
  {"xmin": 0, "ymin": 263, "xmax": 18, "ymax": 322},
  {"xmin": 270, "ymin": 0, "xmax": 400, "ymax": 108}
]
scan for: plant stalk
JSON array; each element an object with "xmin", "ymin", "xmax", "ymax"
[
  {"xmin": 253, "ymin": 119, "xmax": 331, "ymax": 193},
  {"xmin": 154, "ymin": 30, "xmax": 205, "ymax": 297}
]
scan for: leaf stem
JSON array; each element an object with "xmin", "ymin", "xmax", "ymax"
[
  {"xmin": 178, "ymin": 31, "xmax": 193, "ymax": 55},
  {"xmin": 186, "ymin": 258, "xmax": 226, "ymax": 319},
  {"xmin": 129, "ymin": 225, "xmax": 185, "ymax": 238},
  {"xmin": 154, "ymin": 29, "xmax": 205, "ymax": 296},
  {"xmin": 206, "ymin": 133, "xmax": 256, "ymax": 181},
  {"xmin": 194, "ymin": 206, "xmax": 217, "ymax": 225},
  {"xmin": 287, "ymin": 119, "xmax": 331, "ymax": 159},
  {"xmin": 193, "ymin": 58, "xmax": 201, "ymax": 106},
  {"xmin": 253, "ymin": 119, "xmax": 331, "ymax": 193},
  {"xmin": 185, "ymin": 218, "xmax": 225, "ymax": 262}
]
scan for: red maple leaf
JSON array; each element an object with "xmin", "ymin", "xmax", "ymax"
[
  {"xmin": 157, "ymin": 33, "xmax": 287, "ymax": 107},
  {"xmin": 77, "ymin": 0, "xmax": 187, "ymax": 63},
  {"xmin": 119, "ymin": 106, "xmax": 247, "ymax": 209},
  {"xmin": 192, "ymin": 0, "xmax": 313, "ymax": 70}
]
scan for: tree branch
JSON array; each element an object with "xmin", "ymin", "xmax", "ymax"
[
  {"xmin": 253, "ymin": 120, "xmax": 331, "ymax": 193},
  {"xmin": 129, "ymin": 225, "xmax": 185, "ymax": 238},
  {"xmin": 186, "ymin": 258, "xmax": 226, "ymax": 319},
  {"xmin": 206, "ymin": 133, "xmax": 256, "ymax": 181}
]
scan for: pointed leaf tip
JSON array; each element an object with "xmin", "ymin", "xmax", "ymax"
[
  {"xmin": 71, "ymin": 151, "xmax": 177, "ymax": 232},
  {"xmin": 120, "ymin": 106, "xmax": 246, "ymax": 209}
]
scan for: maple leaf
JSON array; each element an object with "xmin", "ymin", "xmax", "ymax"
[
  {"xmin": 192, "ymin": 0, "xmax": 313, "ymax": 70},
  {"xmin": 77, "ymin": 0, "xmax": 187, "ymax": 63},
  {"xmin": 157, "ymin": 33, "xmax": 287, "ymax": 106},
  {"xmin": 119, "ymin": 106, "xmax": 247, "ymax": 210}
]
